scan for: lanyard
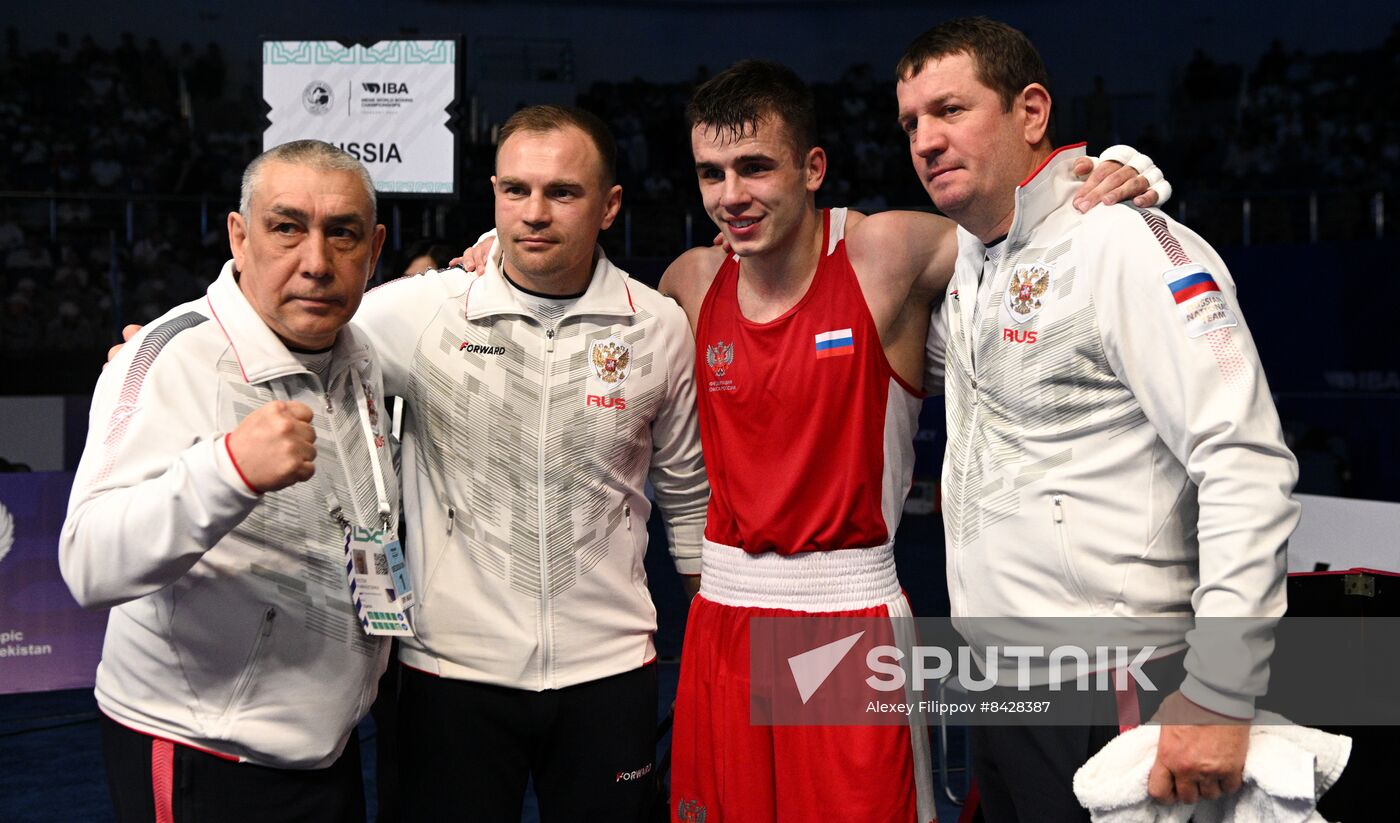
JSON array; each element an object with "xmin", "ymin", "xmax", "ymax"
[
  {"xmin": 273, "ymin": 362, "xmax": 413, "ymax": 636},
  {"xmin": 347, "ymin": 371, "xmax": 392, "ymax": 529},
  {"xmin": 271, "ymin": 361, "xmax": 391, "ymax": 532}
]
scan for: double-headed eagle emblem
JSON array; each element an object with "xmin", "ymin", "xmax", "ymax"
[
  {"xmin": 705, "ymin": 341, "xmax": 735, "ymax": 377},
  {"xmin": 1006, "ymin": 264, "xmax": 1051, "ymax": 319},
  {"xmin": 591, "ymin": 339, "xmax": 631, "ymax": 385}
]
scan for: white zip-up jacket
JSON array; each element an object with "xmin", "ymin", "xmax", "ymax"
[
  {"xmin": 60, "ymin": 262, "xmax": 396, "ymax": 768},
  {"xmin": 927, "ymin": 146, "xmax": 1300, "ymax": 718},
  {"xmin": 355, "ymin": 243, "xmax": 706, "ymax": 690}
]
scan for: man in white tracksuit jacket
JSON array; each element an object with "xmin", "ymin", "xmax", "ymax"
[
  {"xmin": 355, "ymin": 105, "xmax": 706, "ymax": 821},
  {"xmin": 903, "ymin": 18, "xmax": 1300, "ymax": 822},
  {"xmin": 61, "ymin": 141, "xmax": 394, "ymax": 822}
]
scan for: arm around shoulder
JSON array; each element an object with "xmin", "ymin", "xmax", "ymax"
[
  {"xmin": 355, "ymin": 270, "xmax": 465, "ymax": 396},
  {"xmin": 845, "ymin": 210, "xmax": 960, "ymax": 301}
]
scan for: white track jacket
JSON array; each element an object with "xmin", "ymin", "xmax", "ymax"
[
  {"xmin": 927, "ymin": 146, "xmax": 1300, "ymax": 718},
  {"xmin": 61, "ymin": 263, "xmax": 395, "ymax": 768},
  {"xmin": 355, "ymin": 244, "xmax": 706, "ymax": 690}
]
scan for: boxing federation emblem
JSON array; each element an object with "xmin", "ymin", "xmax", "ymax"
[
  {"xmin": 675, "ymin": 799, "xmax": 708, "ymax": 822},
  {"xmin": 706, "ymin": 341, "xmax": 735, "ymax": 377},
  {"xmin": 1005, "ymin": 263, "xmax": 1052, "ymax": 324},
  {"xmin": 590, "ymin": 338, "xmax": 631, "ymax": 388},
  {"xmin": 302, "ymin": 80, "xmax": 334, "ymax": 115}
]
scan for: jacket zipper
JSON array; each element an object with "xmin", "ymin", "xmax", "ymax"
[
  {"xmin": 1052, "ymin": 494, "xmax": 1092, "ymax": 606},
  {"xmin": 225, "ymin": 606, "xmax": 276, "ymax": 717},
  {"xmin": 314, "ymin": 368, "xmax": 358, "ymax": 567},
  {"xmin": 536, "ymin": 324, "xmax": 556, "ymax": 690},
  {"xmin": 952, "ymin": 269, "xmax": 981, "ymax": 620}
]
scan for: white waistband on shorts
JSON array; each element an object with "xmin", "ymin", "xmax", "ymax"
[{"xmin": 698, "ymin": 539, "xmax": 901, "ymax": 612}]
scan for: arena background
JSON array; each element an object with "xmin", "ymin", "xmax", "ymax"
[{"xmin": 1, "ymin": 1, "xmax": 1397, "ymax": 820}]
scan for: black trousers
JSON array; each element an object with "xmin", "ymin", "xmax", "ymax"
[
  {"xmin": 370, "ymin": 645, "xmax": 404, "ymax": 823},
  {"xmin": 99, "ymin": 713, "xmax": 366, "ymax": 823},
  {"xmin": 970, "ymin": 653, "xmax": 1187, "ymax": 823},
  {"xmin": 399, "ymin": 662, "xmax": 659, "ymax": 823}
]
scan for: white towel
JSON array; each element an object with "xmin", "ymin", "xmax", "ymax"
[{"xmin": 1073, "ymin": 711, "xmax": 1351, "ymax": 822}]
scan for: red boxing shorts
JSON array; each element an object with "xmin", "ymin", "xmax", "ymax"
[{"xmin": 670, "ymin": 540, "xmax": 936, "ymax": 823}]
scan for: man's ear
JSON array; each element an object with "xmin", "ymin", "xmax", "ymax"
[
  {"xmin": 368, "ymin": 223, "xmax": 388, "ymax": 275},
  {"xmin": 599, "ymin": 183, "xmax": 623, "ymax": 231},
  {"xmin": 227, "ymin": 211, "xmax": 249, "ymax": 272},
  {"xmin": 1020, "ymin": 83, "xmax": 1052, "ymax": 146},
  {"xmin": 804, "ymin": 146, "xmax": 827, "ymax": 193}
]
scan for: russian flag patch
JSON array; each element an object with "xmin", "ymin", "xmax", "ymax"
[
  {"xmin": 1165, "ymin": 268, "xmax": 1221, "ymax": 303},
  {"xmin": 814, "ymin": 328, "xmax": 855, "ymax": 359},
  {"xmin": 1163, "ymin": 265, "xmax": 1237, "ymax": 338}
]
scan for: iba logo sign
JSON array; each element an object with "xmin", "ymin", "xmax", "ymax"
[{"xmin": 361, "ymin": 82, "xmax": 410, "ymax": 94}]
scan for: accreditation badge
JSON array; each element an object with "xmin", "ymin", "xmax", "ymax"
[{"xmin": 344, "ymin": 523, "xmax": 415, "ymax": 637}]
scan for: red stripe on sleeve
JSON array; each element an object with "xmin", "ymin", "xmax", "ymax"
[{"xmin": 224, "ymin": 433, "xmax": 263, "ymax": 494}]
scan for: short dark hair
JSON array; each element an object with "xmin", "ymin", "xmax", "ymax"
[
  {"xmin": 686, "ymin": 59, "xmax": 817, "ymax": 162},
  {"xmin": 896, "ymin": 17, "xmax": 1050, "ymax": 113},
  {"xmin": 496, "ymin": 104, "xmax": 617, "ymax": 186},
  {"xmin": 401, "ymin": 238, "xmax": 454, "ymax": 273}
]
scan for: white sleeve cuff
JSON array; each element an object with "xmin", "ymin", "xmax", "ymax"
[
  {"xmin": 1179, "ymin": 673, "xmax": 1256, "ymax": 721},
  {"xmin": 673, "ymin": 557, "xmax": 702, "ymax": 576}
]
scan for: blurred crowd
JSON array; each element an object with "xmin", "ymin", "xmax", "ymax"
[
  {"xmin": 1155, "ymin": 29, "xmax": 1400, "ymax": 194},
  {"xmin": 0, "ymin": 27, "xmax": 259, "ymax": 195},
  {"xmin": 3, "ymin": 25, "xmax": 1398, "ymax": 376}
]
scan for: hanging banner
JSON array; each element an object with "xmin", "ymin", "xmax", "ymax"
[{"xmin": 262, "ymin": 39, "xmax": 460, "ymax": 195}]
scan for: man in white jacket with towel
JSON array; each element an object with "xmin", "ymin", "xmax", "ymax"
[{"xmin": 902, "ymin": 17, "xmax": 1301, "ymax": 820}]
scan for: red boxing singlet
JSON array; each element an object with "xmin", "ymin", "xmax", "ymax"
[{"xmin": 695, "ymin": 208, "xmax": 923, "ymax": 554}]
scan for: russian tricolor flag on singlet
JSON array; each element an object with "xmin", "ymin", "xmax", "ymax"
[
  {"xmin": 1165, "ymin": 270, "xmax": 1221, "ymax": 303},
  {"xmin": 814, "ymin": 328, "xmax": 854, "ymax": 359}
]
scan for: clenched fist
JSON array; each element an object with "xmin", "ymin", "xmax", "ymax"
[{"xmin": 226, "ymin": 401, "xmax": 317, "ymax": 492}]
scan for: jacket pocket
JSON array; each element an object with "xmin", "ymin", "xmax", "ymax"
[
  {"xmin": 1051, "ymin": 494, "xmax": 1093, "ymax": 609},
  {"xmin": 222, "ymin": 606, "xmax": 276, "ymax": 719},
  {"xmin": 414, "ymin": 505, "xmax": 456, "ymax": 608},
  {"xmin": 624, "ymin": 501, "xmax": 650, "ymax": 599}
]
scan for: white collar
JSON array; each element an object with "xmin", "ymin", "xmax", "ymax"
[{"xmin": 463, "ymin": 239, "xmax": 638, "ymax": 322}]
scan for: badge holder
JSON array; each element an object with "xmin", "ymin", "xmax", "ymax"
[
  {"xmin": 335, "ymin": 509, "xmax": 414, "ymax": 637},
  {"xmin": 286, "ymin": 370, "xmax": 416, "ymax": 638}
]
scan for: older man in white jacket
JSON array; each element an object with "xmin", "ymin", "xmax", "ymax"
[{"xmin": 62, "ymin": 140, "xmax": 393, "ymax": 823}]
